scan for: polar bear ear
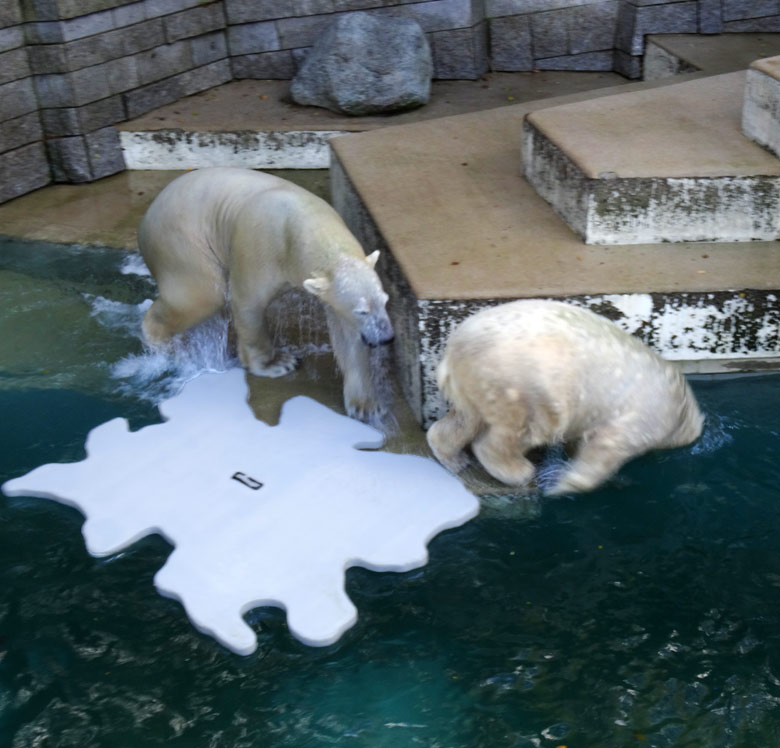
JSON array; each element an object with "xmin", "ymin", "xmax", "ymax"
[
  {"xmin": 365, "ymin": 250, "xmax": 380, "ymax": 268},
  {"xmin": 303, "ymin": 277, "xmax": 330, "ymax": 297}
]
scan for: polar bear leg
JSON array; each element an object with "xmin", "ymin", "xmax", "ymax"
[
  {"xmin": 326, "ymin": 309, "xmax": 382, "ymax": 421},
  {"xmin": 426, "ymin": 407, "xmax": 481, "ymax": 473},
  {"xmin": 142, "ymin": 292, "xmax": 224, "ymax": 346},
  {"xmin": 231, "ymin": 295, "xmax": 298, "ymax": 378},
  {"xmin": 547, "ymin": 424, "xmax": 636, "ymax": 496},
  {"xmin": 472, "ymin": 424, "xmax": 536, "ymax": 487}
]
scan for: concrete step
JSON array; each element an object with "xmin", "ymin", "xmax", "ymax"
[
  {"xmin": 523, "ymin": 72, "xmax": 780, "ymax": 245},
  {"xmin": 330, "ymin": 84, "xmax": 780, "ymax": 427},
  {"xmin": 743, "ymin": 56, "xmax": 780, "ymax": 159}
]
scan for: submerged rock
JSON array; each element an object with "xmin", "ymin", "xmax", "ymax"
[{"xmin": 290, "ymin": 12, "xmax": 433, "ymax": 116}]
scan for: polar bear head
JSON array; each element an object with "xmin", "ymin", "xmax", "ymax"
[{"xmin": 303, "ymin": 250, "xmax": 394, "ymax": 347}]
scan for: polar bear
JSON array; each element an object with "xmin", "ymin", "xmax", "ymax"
[
  {"xmin": 137, "ymin": 167, "xmax": 394, "ymax": 421},
  {"xmin": 426, "ymin": 300, "xmax": 703, "ymax": 495}
]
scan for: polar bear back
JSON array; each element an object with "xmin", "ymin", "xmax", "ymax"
[
  {"xmin": 438, "ymin": 300, "xmax": 701, "ymax": 449},
  {"xmin": 138, "ymin": 167, "xmax": 364, "ymax": 280}
]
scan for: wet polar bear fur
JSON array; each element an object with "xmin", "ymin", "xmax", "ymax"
[
  {"xmin": 426, "ymin": 300, "xmax": 703, "ymax": 495},
  {"xmin": 138, "ymin": 167, "xmax": 394, "ymax": 421}
]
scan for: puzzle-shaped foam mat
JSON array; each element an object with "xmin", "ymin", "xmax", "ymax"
[{"xmin": 2, "ymin": 369, "xmax": 479, "ymax": 654}]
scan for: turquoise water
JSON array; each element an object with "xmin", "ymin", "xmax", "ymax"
[{"xmin": 2, "ymin": 239, "xmax": 780, "ymax": 747}]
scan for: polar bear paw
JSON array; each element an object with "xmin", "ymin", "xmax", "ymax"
[{"xmin": 244, "ymin": 350, "xmax": 300, "ymax": 378}]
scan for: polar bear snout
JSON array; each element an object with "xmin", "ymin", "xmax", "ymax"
[{"xmin": 360, "ymin": 315, "xmax": 394, "ymax": 347}]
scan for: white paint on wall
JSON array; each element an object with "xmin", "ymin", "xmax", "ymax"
[
  {"xmin": 586, "ymin": 176, "xmax": 780, "ymax": 245},
  {"xmin": 417, "ymin": 292, "xmax": 780, "ymax": 426}
]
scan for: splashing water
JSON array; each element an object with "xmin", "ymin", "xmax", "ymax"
[{"xmin": 118, "ymin": 253, "xmax": 152, "ymax": 278}]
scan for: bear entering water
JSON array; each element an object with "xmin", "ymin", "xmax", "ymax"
[
  {"xmin": 426, "ymin": 300, "xmax": 703, "ymax": 495},
  {"xmin": 137, "ymin": 167, "xmax": 393, "ymax": 423}
]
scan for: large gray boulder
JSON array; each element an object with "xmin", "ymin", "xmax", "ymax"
[{"xmin": 290, "ymin": 13, "xmax": 433, "ymax": 116}]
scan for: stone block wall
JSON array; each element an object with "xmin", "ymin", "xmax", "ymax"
[
  {"xmin": 0, "ymin": 1, "xmax": 49, "ymax": 203},
  {"xmin": 1, "ymin": 0, "xmax": 780, "ymax": 203},
  {"xmin": 23, "ymin": 0, "xmax": 231, "ymax": 184},
  {"xmin": 225, "ymin": 0, "xmax": 489, "ymax": 81}
]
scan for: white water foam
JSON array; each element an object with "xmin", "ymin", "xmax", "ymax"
[
  {"xmin": 118, "ymin": 253, "xmax": 152, "ymax": 278},
  {"xmin": 689, "ymin": 412, "xmax": 735, "ymax": 455},
  {"xmin": 87, "ymin": 294, "xmax": 238, "ymax": 402}
]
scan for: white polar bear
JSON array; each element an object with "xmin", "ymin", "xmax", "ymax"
[
  {"xmin": 137, "ymin": 167, "xmax": 394, "ymax": 421},
  {"xmin": 426, "ymin": 300, "xmax": 703, "ymax": 495}
]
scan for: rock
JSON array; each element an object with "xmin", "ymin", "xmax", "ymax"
[{"xmin": 290, "ymin": 13, "xmax": 433, "ymax": 116}]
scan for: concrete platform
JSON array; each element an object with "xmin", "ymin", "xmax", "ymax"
[
  {"xmin": 523, "ymin": 72, "xmax": 780, "ymax": 244},
  {"xmin": 116, "ymin": 72, "xmax": 628, "ymax": 169},
  {"xmin": 330, "ymin": 86, "xmax": 780, "ymax": 426}
]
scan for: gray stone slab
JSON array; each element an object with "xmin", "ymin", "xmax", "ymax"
[
  {"xmin": 21, "ymin": 0, "xmax": 137, "ymax": 22},
  {"xmin": 0, "ymin": 111, "xmax": 43, "ymax": 153},
  {"xmin": 275, "ymin": 13, "xmax": 334, "ymax": 48},
  {"xmin": 431, "ymin": 25, "xmax": 488, "ymax": 79},
  {"xmin": 104, "ymin": 55, "xmax": 140, "ymax": 95},
  {"xmin": 27, "ymin": 43, "xmax": 70, "ymax": 74},
  {"xmin": 135, "ymin": 39, "xmax": 193, "ymax": 86},
  {"xmin": 123, "ymin": 59, "xmax": 230, "ymax": 118},
  {"xmin": 0, "ymin": 0, "xmax": 23, "ymax": 27},
  {"xmin": 144, "ymin": 0, "xmax": 204, "ymax": 20},
  {"xmin": 0, "ymin": 26, "xmax": 25, "ymax": 54},
  {"xmin": 0, "ymin": 47, "xmax": 31, "ymax": 85},
  {"xmin": 569, "ymin": 1, "xmax": 618, "ymax": 55},
  {"xmin": 404, "ymin": 0, "xmax": 483, "ymax": 32},
  {"xmin": 0, "ymin": 142, "xmax": 51, "ymax": 204},
  {"xmin": 536, "ymin": 50, "xmax": 613, "ymax": 71},
  {"xmin": 698, "ymin": 0, "xmax": 723, "ymax": 32},
  {"xmin": 230, "ymin": 50, "xmax": 296, "ymax": 78},
  {"xmin": 530, "ymin": 9, "xmax": 568, "ymax": 59},
  {"xmin": 227, "ymin": 21, "xmax": 281, "ymax": 56},
  {"xmin": 45, "ymin": 124, "xmax": 125, "ymax": 182},
  {"xmin": 164, "ymin": 3, "xmax": 226, "ymax": 43},
  {"xmin": 487, "ymin": 0, "xmax": 608, "ymax": 13},
  {"xmin": 224, "ymin": 0, "xmax": 288, "ymax": 24},
  {"xmin": 190, "ymin": 30, "xmax": 228, "ymax": 66},
  {"xmin": 723, "ymin": 0, "xmax": 778, "ymax": 22},
  {"xmin": 46, "ymin": 133, "xmax": 91, "ymax": 182},
  {"xmin": 179, "ymin": 58, "xmax": 231, "ymax": 95},
  {"xmin": 488, "ymin": 15, "xmax": 532, "ymax": 71},
  {"xmin": 724, "ymin": 16, "xmax": 780, "ymax": 32},
  {"xmin": 40, "ymin": 95, "xmax": 124, "ymax": 137},
  {"xmin": 85, "ymin": 124, "xmax": 126, "ymax": 178},
  {"xmin": 111, "ymin": 1, "xmax": 148, "ymax": 27},
  {"xmin": 1, "ymin": 77, "xmax": 39, "ymax": 121},
  {"xmin": 613, "ymin": 49, "xmax": 642, "ymax": 78}
]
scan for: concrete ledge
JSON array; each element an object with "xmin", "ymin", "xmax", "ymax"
[
  {"xmin": 523, "ymin": 72, "xmax": 780, "ymax": 244},
  {"xmin": 743, "ymin": 56, "xmax": 780, "ymax": 159},
  {"xmin": 120, "ymin": 129, "xmax": 346, "ymax": 169}
]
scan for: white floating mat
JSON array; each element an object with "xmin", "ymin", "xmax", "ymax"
[{"xmin": 2, "ymin": 369, "xmax": 479, "ymax": 655}]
